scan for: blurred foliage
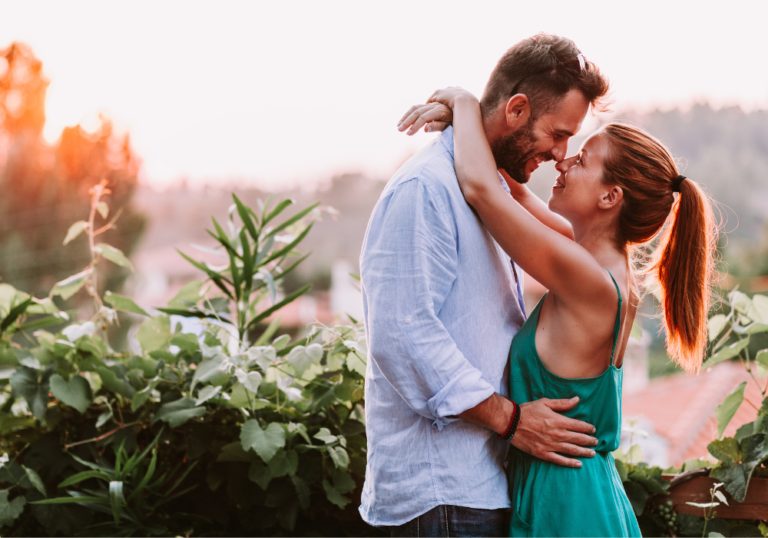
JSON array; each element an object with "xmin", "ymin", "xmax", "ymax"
[
  {"xmin": 0, "ymin": 195, "xmax": 379, "ymax": 536},
  {"xmin": 0, "ymin": 41, "xmax": 144, "ymax": 300}
]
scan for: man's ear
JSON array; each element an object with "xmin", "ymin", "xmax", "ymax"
[
  {"xmin": 505, "ymin": 94, "xmax": 531, "ymax": 130},
  {"xmin": 598, "ymin": 185, "xmax": 624, "ymax": 210}
]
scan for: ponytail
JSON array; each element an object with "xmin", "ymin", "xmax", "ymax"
[
  {"xmin": 648, "ymin": 178, "xmax": 717, "ymax": 374},
  {"xmin": 601, "ymin": 123, "xmax": 718, "ymax": 375}
]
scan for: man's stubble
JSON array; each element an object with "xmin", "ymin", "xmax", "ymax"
[{"xmin": 490, "ymin": 119, "xmax": 538, "ymax": 185}]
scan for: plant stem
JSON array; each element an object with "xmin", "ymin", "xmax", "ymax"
[{"xmin": 65, "ymin": 420, "xmax": 142, "ymax": 450}]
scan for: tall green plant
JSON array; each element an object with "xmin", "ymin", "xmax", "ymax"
[{"xmin": 0, "ymin": 194, "xmax": 375, "ymax": 536}]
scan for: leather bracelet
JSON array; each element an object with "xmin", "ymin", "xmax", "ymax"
[{"xmin": 497, "ymin": 401, "xmax": 521, "ymax": 441}]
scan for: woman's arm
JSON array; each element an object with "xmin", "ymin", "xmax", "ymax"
[
  {"xmin": 500, "ymin": 170, "xmax": 574, "ymax": 240},
  {"xmin": 444, "ymin": 91, "xmax": 613, "ymax": 305},
  {"xmin": 397, "ymin": 101, "xmax": 574, "ymax": 240}
]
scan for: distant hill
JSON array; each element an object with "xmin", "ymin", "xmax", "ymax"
[{"xmin": 132, "ymin": 103, "xmax": 768, "ymax": 294}]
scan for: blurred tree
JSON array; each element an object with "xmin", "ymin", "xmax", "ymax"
[{"xmin": 0, "ymin": 42, "xmax": 145, "ymax": 300}]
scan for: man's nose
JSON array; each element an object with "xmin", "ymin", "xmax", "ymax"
[{"xmin": 551, "ymin": 138, "xmax": 568, "ymax": 162}]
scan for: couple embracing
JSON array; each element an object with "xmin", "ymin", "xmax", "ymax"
[{"xmin": 358, "ymin": 34, "xmax": 717, "ymax": 537}]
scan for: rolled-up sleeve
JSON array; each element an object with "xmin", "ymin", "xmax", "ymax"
[{"xmin": 361, "ymin": 177, "xmax": 495, "ymax": 430}]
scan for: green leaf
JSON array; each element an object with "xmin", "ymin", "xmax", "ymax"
[
  {"xmin": 622, "ymin": 480, "xmax": 648, "ymax": 517},
  {"xmin": 247, "ymin": 284, "xmax": 312, "ymax": 329},
  {"xmin": 240, "ymin": 229, "xmax": 254, "ymax": 291},
  {"xmin": 128, "ymin": 450, "xmax": 157, "ymax": 503},
  {"xmin": 103, "ymin": 292, "xmax": 148, "ymax": 317},
  {"xmin": 332, "ymin": 469, "xmax": 356, "ymax": 494},
  {"xmin": 314, "ymin": 428, "xmax": 338, "ymax": 444},
  {"xmin": 322, "ymin": 479, "xmax": 350, "ymax": 509},
  {"xmin": 135, "ymin": 315, "xmax": 172, "ymax": 353},
  {"xmin": 716, "ymin": 382, "xmax": 747, "ymax": 438},
  {"xmin": 151, "ymin": 397, "xmax": 205, "ymax": 428},
  {"xmin": 328, "ymin": 446, "xmax": 350, "ymax": 470},
  {"xmin": 24, "ymin": 466, "xmax": 46, "ymax": 496},
  {"xmin": 627, "ymin": 466, "xmax": 667, "ymax": 494},
  {"xmin": 96, "ymin": 367, "xmax": 135, "ymax": 399},
  {"xmin": 167, "ymin": 280, "xmax": 204, "ymax": 309},
  {"xmin": 10, "ymin": 365, "xmax": 50, "ymax": 420},
  {"xmin": 248, "ymin": 460, "xmax": 272, "ymax": 490},
  {"xmin": 291, "ymin": 475, "xmax": 310, "ymax": 510},
  {"xmin": 263, "ymin": 199, "xmax": 294, "ymax": 227},
  {"xmin": 1, "ymin": 297, "xmax": 34, "ymax": 332},
  {"xmin": 754, "ymin": 295, "xmax": 768, "ymax": 324},
  {"xmin": 709, "ymin": 437, "xmax": 742, "ymax": 462},
  {"xmin": 709, "ymin": 314, "xmax": 729, "ymax": 342},
  {"xmin": 285, "ymin": 343, "xmax": 323, "ymax": 377},
  {"xmin": 704, "ymin": 338, "xmax": 750, "ymax": 369},
  {"xmin": 51, "ymin": 268, "xmax": 93, "ymax": 301},
  {"xmin": 233, "ymin": 194, "xmax": 259, "ymax": 239},
  {"xmin": 261, "ymin": 223, "xmax": 313, "ymax": 266},
  {"xmin": 49, "ymin": 374, "xmax": 92, "ymax": 414},
  {"xmin": 58, "ymin": 470, "xmax": 111, "ymax": 488},
  {"xmin": 757, "ymin": 350, "xmax": 768, "ymax": 378},
  {"xmin": 264, "ymin": 202, "xmax": 319, "ymax": 239},
  {"xmin": 240, "ymin": 420, "xmax": 286, "ymax": 462},
  {"xmin": 0, "ymin": 489, "xmax": 27, "ymax": 527},
  {"xmin": 63, "ymin": 220, "xmax": 89, "ymax": 245},
  {"xmin": 345, "ymin": 351, "xmax": 367, "ymax": 378},
  {"xmin": 170, "ymin": 333, "xmax": 199, "ymax": 352},
  {"xmin": 614, "ymin": 459, "xmax": 628, "ymax": 481},
  {"xmin": 267, "ymin": 449, "xmax": 298, "ymax": 478},
  {"xmin": 108, "ymin": 481, "xmax": 123, "ymax": 524},
  {"xmin": 195, "ymin": 385, "xmax": 222, "ymax": 405},
  {"xmin": 94, "ymin": 244, "xmax": 133, "ymax": 270},
  {"xmin": 711, "ymin": 433, "xmax": 768, "ymax": 502},
  {"xmin": 630, "ymin": 321, "xmax": 642, "ymax": 341},
  {"xmin": 191, "ymin": 356, "xmax": 230, "ymax": 390},
  {"xmin": 237, "ymin": 371, "xmax": 263, "ymax": 394},
  {"xmin": 131, "ymin": 378, "xmax": 160, "ymax": 412},
  {"xmin": 30, "ymin": 495, "xmax": 110, "ymax": 505},
  {"xmin": 95, "ymin": 201, "xmax": 109, "ymax": 219},
  {"xmin": 217, "ymin": 442, "xmax": 256, "ymax": 462},
  {"xmin": 175, "ymin": 250, "xmax": 234, "ymax": 300}
]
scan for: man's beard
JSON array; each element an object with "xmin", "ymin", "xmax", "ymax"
[{"xmin": 490, "ymin": 119, "xmax": 538, "ymax": 184}]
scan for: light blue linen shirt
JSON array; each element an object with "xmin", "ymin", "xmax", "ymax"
[{"xmin": 359, "ymin": 126, "xmax": 527, "ymax": 526}]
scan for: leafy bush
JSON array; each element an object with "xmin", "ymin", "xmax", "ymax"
[
  {"xmin": 0, "ymin": 191, "xmax": 379, "ymax": 536},
  {"xmin": 614, "ymin": 289, "xmax": 768, "ymax": 537}
]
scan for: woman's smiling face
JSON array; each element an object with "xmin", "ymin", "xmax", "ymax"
[{"xmin": 547, "ymin": 130, "xmax": 613, "ymax": 223}]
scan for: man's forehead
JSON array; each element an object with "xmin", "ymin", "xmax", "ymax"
[{"xmin": 547, "ymin": 90, "xmax": 590, "ymax": 135}]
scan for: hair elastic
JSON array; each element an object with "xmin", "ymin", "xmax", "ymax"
[{"xmin": 673, "ymin": 174, "xmax": 687, "ymax": 192}]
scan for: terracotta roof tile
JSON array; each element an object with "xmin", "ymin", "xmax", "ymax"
[{"xmin": 623, "ymin": 361, "xmax": 761, "ymax": 466}]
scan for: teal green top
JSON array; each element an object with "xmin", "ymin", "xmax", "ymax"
[{"xmin": 507, "ymin": 272, "xmax": 641, "ymax": 537}]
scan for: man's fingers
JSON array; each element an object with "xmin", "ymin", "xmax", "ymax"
[
  {"xmin": 557, "ymin": 415, "xmax": 597, "ymax": 435},
  {"xmin": 545, "ymin": 396, "xmax": 579, "ymax": 412},
  {"xmin": 556, "ymin": 443, "xmax": 596, "ymax": 458},
  {"xmin": 539, "ymin": 452, "xmax": 582, "ymax": 469},
  {"xmin": 562, "ymin": 431, "xmax": 599, "ymax": 447}
]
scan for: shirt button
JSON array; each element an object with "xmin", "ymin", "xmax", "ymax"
[{"xmin": 404, "ymin": 317, "xmax": 412, "ymax": 324}]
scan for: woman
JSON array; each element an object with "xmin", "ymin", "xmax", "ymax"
[{"xmin": 399, "ymin": 88, "xmax": 717, "ymax": 537}]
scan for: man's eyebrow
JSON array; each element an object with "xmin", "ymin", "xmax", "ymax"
[{"xmin": 555, "ymin": 128, "xmax": 575, "ymax": 137}]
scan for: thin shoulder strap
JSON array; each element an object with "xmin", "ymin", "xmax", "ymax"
[{"xmin": 606, "ymin": 269, "xmax": 623, "ymax": 367}]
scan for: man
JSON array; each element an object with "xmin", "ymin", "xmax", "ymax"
[{"xmin": 359, "ymin": 34, "xmax": 611, "ymax": 536}]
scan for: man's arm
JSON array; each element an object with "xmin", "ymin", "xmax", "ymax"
[
  {"xmin": 458, "ymin": 395, "xmax": 598, "ymax": 468},
  {"xmin": 361, "ymin": 177, "xmax": 496, "ymax": 428}
]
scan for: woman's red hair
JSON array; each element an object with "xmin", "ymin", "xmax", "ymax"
[{"xmin": 601, "ymin": 123, "xmax": 718, "ymax": 374}]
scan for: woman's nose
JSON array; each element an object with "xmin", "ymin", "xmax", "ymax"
[{"xmin": 556, "ymin": 156, "xmax": 577, "ymax": 172}]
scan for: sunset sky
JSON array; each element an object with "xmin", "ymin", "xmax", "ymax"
[{"xmin": 2, "ymin": 1, "xmax": 766, "ymax": 190}]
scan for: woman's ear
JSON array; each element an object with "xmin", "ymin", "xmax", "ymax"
[
  {"xmin": 505, "ymin": 94, "xmax": 531, "ymax": 129},
  {"xmin": 598, "ymin": 185, "xmax": 623, "ymax": 210}
]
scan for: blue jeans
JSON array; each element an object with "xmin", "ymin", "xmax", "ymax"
[{"xmin": 389, "ymin": 505, "xmax": 510, "ymax": 537}]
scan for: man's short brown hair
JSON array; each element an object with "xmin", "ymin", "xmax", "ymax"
[{"xmin": 481, "ymin": 34, "xmax": 610, "ymax": 119}]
